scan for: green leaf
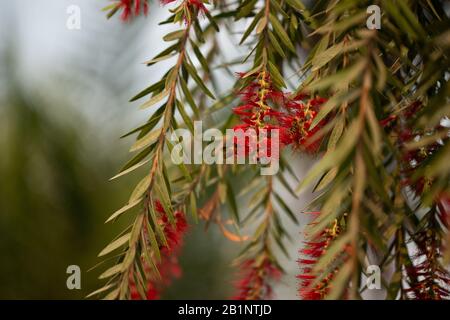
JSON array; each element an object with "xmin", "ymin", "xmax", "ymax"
[
  {"xmin": 86, "ymin": 284, "xmax": 115, "ymax": 298},
  {"xmin": 243, "ymin": 64, "xmax": 263, "ymax": 78},
  {"xmin": 315, "ymin": 12, "xmax": 366, "ymax": 34},
  {"xmin": 121, "ymin": 245, "xmax": 136, "ymax": 271},
  {"xmin": 274, "ymin": 192, "xmax": 298, "ymax": 224},
  {"xmin": 130, "ymin": 129, "xmax": 161, "ymax": 152},
  {"xmin": 327, "ymin": 116, "xmax": 345, "ymax": 150},
  {"xmin": 102, "ymin": 3, "xmax": 118, "ymax": 12},
  {"xmin": 226, "ymin": 179, "xmax": 240, "ymax": 223},
  {"xmin": 308, "ymin": 59, "xmax": 366, "ymax": 91},
  {"xmin": 179, "ymin": 77, "xmax": 200, "ymax": 118},
  {"xmin": 139, "ymin": 90, "xmax": 169, "ymax": 110},
  {"xmin": 204, "ymin": 9, "xmax": 219, "ymax": 31},
  {"xmin": 384, "ymin": 1, "xmax": 417, "ymax": 40},
  {"xmin": 145, "ymin": 43, "xmax": 179, "ymax": 66},
  {"xmin": 191, "ymin": 41, "xmax": 210, "ymax": 73},
  {"xmin": 397, "ymin": 0, "xmax": 427, "ymax": 38},
  {"xmin": 163, "ymin": 30, "xmax": 185, "ymax": 42},
  {"xmin": 277, "ymin": 172, "xmax": 297, "ymax": 198},
  {"xmin": 190, "ymin": 192, "xmax": 198, "ymax": 223},
  {"xmin": 284, "ymin": 0, "xmax": 306, "ymax": 13},
  {"xmin": 103, "ymin": 288, "xmax": 119, "ymax": 300},
  {"xmin": 236, "ymin": 0, "xmax": 258, "ymax": 19},
  {"xmin": 311, "ymin": 43, "xmax": 343, "ymax": 71},
  {"xmin": 240, "ymin": 11, "xmax": 263, "ymax": 45},
  {"xmin": 129, "ymin": 79, "xmax": 165, "ymax": 102},
  {"xmin": 183, "ymin": 61, "xmax": 215, "ymax": 99},
  {"xmin": 141, "ymin": 235, "xmax": 161, "ymax": 277},
  {"xmin": 129, "ymin": 175, "xmax": 152, "ymax": 202},
  {"xmin": 297, "ymin": 120, "xmax": 360, "ymax": 192},
  {"xmin": 119, "ymin": 144, "xmax": 154, "ymax": 173},
  {"xmin": 120, "ymin": 105, "xmax": 165, "ymax": 139},
  {"xmin": 310, "ymin": 89, "xmax": 360, "ymax": 130},
  {"xmin": 268, "ymin": 60, "xmax": 286, "ymax": 88},
  {"xmin": 154, "ymin": 178, "xmax": 175, "ymax": 224},
  {"xmin": 269, "ymin": 13, "xmax": 296, "ymax": 53},
  {"xmin": 130, "ymin": 214, "xmax": 144, "ymax": 245},
  {"xmin": 105, "ymin": 6, "xmax": 120, "ymax": 19},
  {"xmin": 105, "ymin": 198, "xmax": 143, "ymax": 223},
  {"xmin": 273, "ymin": 231, "xmax": 290, "ymax": 257},
  {"xmin": 256, "ymin": 15, "xmax": 267, "ymax": 34},
  {"xmin": 365, "ymin": 105, "xmax": 382, "ymax": 157},
  {"xmin": 314, "ymin": 167, "xmax": 337, "ymax": 192},
  {"xmin": 99, "ymin": 233, "xmax": 131, "ymax": 257},
  {"xmin": 268, "ymin": 31, "xmax": 286, "ymax": 58},
  {"xmin": 144, "ymin": 53, "xmax": 176, "ymax": 65},
  {"xmin": 103, "ymin": 288, "xmax": 120, "ymax": 300},
  {"xmin": 110, "ymin": 160, "xmax": 150, "ymax": 181},
  {"xmin": 144, "ymin": 223, "xmax": 161, "ymax": 262},
  {"xmin": 373, "ymin": 51, "xmax": 387, "ymax": 91},
  {"xmin": 149, "ymin": 204, "xmax": 168, "ymax": 247},
  {"xmin": 176, "ymin": 99, "xmax": 194, "ymax": 133}
]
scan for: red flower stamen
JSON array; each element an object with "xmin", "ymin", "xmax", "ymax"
[
  {"xmin": 129, "ymin": 200, "xmax": 188, "ymax": 299},
  {"xmin": 233, "ymin": 258, "xmax": 281, "ymax": 300}
]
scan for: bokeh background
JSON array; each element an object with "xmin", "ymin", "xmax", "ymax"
[{"xmin": 0, "ymin": 0, "xmax": 316, "ymax": 299}]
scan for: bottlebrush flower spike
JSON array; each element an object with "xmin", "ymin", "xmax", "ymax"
[
  {"xmin": 297, "ymin": 213, "xmax": 343, "ymax": 300},
  {"xmin": 161, "ymin": 0, "xmax": 209, "ymax": 15},
  {"xmin": 233, "ymin": 258, "xmax": 281, "ymax": 300},
  {"xmin": 233, "ymin": 71, "xmax": 284, "ymax": 130},
  {"xmin": 232, "ymin": 72, "xmax": 328, "ymax": 157},
  {"xmin": 232, "ymin": 71, "xmax": 285, "ymax": 160},
  {"xmin": 115, "ymin": 0, "xmax": 149, "ymax": 21},
  {"xmin": 380, "ymin": 101, "xmax": 446, "ymax": 196},
  {"xmin": 278, "ymin": 95, "xmax": 327, "ymax": 153},
  {"xmin": 405, "ymin": 225, "xmax": 450, "ymax": 300},
  {"xmin": 129, "ymin": 200, "xmax": 188, "ymax": 299},
  {"xmin": 380, "ymin": 101, "xmax": 450, "ymax": 300},
  {"xmin": 186, "ymin": 0, "xmax": 208, "ymax": 13}
]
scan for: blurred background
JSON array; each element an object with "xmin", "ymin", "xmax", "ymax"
[{"xmin": 0, "ymin": 0, "xmax": 313, "ymax": 299}]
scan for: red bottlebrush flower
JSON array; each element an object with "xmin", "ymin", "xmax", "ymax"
[
  {"xmin": 116, "ymin": 0, "xmax": 149, "ymax": 21},
  {"xmin": 231, "ymin": 72, "xmax": 328, "ymax": 156},
  {"xmin": 233, "ymin": 258, "xmax": 282, "ymax": 300},
  {"xmin": 233, "ymin": 71, "xmax": 281, "ymax": 129},
  {"xmin": 381, "ymin": 101, "xmax": 448, "ymax": 200},
  {"xmin": 279, "ymin": 95, "xmax": 327, "ymax": 153},
  {"xmin": 297, "ymin": 214, "xmax": 345, "ymax": 300},
  {"xmin": 231, "ymin": 124, "xmax": 281, "ymax": 160},
  {"xmin": 231, "ymin": 71, "xmax": 286, "ymax": 161},
  {"xmin": 405, "ymin": 225, "xmax": 450, "ymax": 300},
  {"xmin": 187, "ymin": 0, "xmax": 208, "ymax": 14},
  {"xmin": 130, "ymin": 200, "xmax": 188, "ymax": 299},
  {"xmin": 160, "ymin": 0, "xmax": 209, "ymax": 19},
  {"xmin": 379, "ymin": 101, "xmax": 450, "ymax": 300},
  {"xmin": 153, "ymin": 200, "xmax": 188, "ymax": 253}
]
